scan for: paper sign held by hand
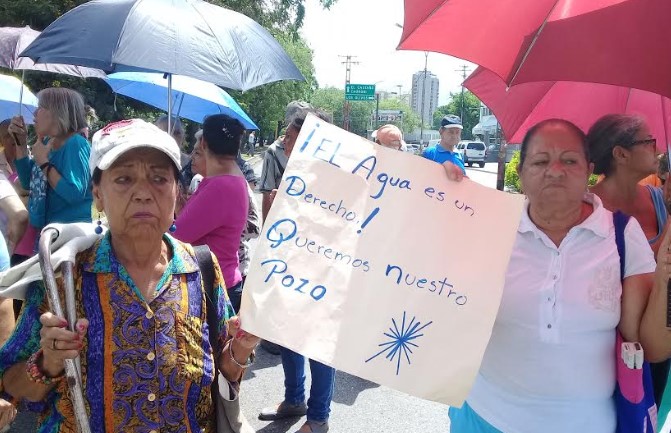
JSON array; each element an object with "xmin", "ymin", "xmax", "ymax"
[{"xmin": 241, "ymin": 114, "xmax": 524, "ymax": 406}]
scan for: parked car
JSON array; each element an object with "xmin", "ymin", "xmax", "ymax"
[
  {"xmin": 455, "ymin": 141, "xmax": 486, "ymax": 167},
  {"xmin": 405, "ymin": 143, "xmax": 420, "ymax": 154}
]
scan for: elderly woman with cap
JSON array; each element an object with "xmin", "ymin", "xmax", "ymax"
[
  {"xmin": 422, "ymin": 114, "xmax": 465, "ymax": 173},
  {"xmin": 0, "ymin": 119, "xmax": 259, "ymax": 432}
]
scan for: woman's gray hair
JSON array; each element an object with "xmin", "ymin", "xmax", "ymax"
[
  {"xmin": 36, "ymin": 88, "xmax": 87, "ymax": 137},
  {"xmin": 587, "ymin": 114, "xmax": 647, "ymax": 176}
]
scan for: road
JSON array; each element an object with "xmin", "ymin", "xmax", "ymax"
[{"xmin": 7, "ymin": 156, "xmax": 499, "ymax": 433}]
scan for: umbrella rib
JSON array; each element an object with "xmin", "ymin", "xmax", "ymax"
[
  {"xmin": 508, "ymin": 0, "xmax": 562, "ymax": 85},
  {"xmin": 190, "ymin": 2, "xmax": 243, "ymax": 90}
]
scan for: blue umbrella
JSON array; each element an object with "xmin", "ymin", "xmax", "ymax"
[
  {"xmin": 106, "ymin": 72, "xmax": 258, "ymax": 129},
  {"xmin": 0, "ymin": 74, "xmax": 38, "ymax": 124},
  {"xmin": 19, "ymin": 0, "xmax": 304, "ymax": 91}
]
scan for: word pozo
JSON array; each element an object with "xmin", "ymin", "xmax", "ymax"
[{"xmin": 260, "ymin": 259, "xmax": 327, "ymax": 301}]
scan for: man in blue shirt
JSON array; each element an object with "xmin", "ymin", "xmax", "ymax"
[{"xmin": 422, "ymin": 115, "xmax": 466, "ymax": 174}]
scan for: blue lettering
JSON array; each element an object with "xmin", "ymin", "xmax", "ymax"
[
  {"xmin": 265, "ymin": 219, "xmax": 297, "ymax": 248},
  {"xmin": 351, "ymin": 155, "xmax": 377, "ymax": 180},
  {"xmin": 312, "ymin": 138, "xmax": 342, "ymax": 168},
  {"xmin": 285, "ymin": 175, "xmax": 306, "ymax": 197},
  {"xmin": 310, "ymin": 285, "xmax": 327, "ymax": 301},
  {"xmin": 261, "ymin": 259, "xmax": 288, "ymax": 282},
  {"xmin": 298, "ymin": 124, "xmax": 319, "ymax": 153}
]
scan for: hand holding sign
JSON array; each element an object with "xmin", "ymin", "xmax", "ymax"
[{"xmin": 241, "ymin": 115, "xmax": 524, "ymax": 405}]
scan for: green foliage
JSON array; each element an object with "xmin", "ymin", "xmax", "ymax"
[
  {"xmin": 432, "ymin": 91, "xmax": 481, "ymax": 139},
  {"xmin": 505, "ymin": 150, "xmax": 601, "ymax": 193},
  {"xmin": 309, "ymin": 87, "xmax": 373, "ymax": 136},
  {"xmin": 504, "ymin": 151, "xmax": 521, "ymax": 192},
  {"xmin": 377, "ymin": 98, "xmax": 421, "ymax": 136},
  {"xmin": 309, "ymin": 88, "xmax": 422, "ymax": 138}
]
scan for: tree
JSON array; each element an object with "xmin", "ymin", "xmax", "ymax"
[
  {"xmin": 309, "ymin": 87, "xmax": 373, "ymax": 137},
  {"xmin": 377, "ymin": 98, "xmax": 421, "ymax": 136},
  {"xmin": 432, "ymin": 91, "xmax": 481, "ymax": 139}
]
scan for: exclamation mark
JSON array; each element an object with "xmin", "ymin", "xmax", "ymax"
[{"xmin": 357, "ymin": 207, "xmax": 380, "ymax": 234}]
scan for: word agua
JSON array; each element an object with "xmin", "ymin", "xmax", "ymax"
[
  {"xmin": 297, "ymin": 125, "xmax": 411, "ymax": 201},
  {"xmin": 297, "ymin": 122, "xmax": 476, "ymax": 217}
]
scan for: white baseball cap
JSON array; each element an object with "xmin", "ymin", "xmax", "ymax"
[{"xmin": 90, "ymin": 119, "xmax": 182, "ymax": 175}]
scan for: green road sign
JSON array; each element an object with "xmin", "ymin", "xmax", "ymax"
[{"xmin": 345, "ymin": 84, "xmax": 376, "ymax": 101}]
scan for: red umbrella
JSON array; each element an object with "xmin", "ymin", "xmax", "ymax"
[
  {"xmin": 398, "ymin": 0, "xmax": 671, "ymax": 99},
  {"xmin": 463, "ymin": 67, "xmax": 671, "ymax": 151}
]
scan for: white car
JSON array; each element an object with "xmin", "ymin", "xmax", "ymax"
[{"xmin": 455, "ymin": 141, "xmax": 486, "ymax": 168}]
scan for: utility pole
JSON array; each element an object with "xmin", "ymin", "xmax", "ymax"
[
  {"xmin": 396, "ymin": 84, "xmax": 403, "ymax": 102},
  {"xmin": 419, "ymin": 52, "xmax": 428, "ymax": 149},
  {"xmin": 339, "ymin": 55, "xmax": 359, "ymax": 131},
  {"xmin": 455, "ymin": 64, "xmax": 471, "ymax": 122}
]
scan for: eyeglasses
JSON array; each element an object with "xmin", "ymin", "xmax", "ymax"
[{"xmin": 631, "ymin": 138, "xmax": 657, "ymax": 148}]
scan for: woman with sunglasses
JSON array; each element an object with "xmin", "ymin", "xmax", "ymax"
[
  {"xmin": 588, "ymin": 114, "xmax": 667, "ymax": 256},
  {"xmin": 587, "ymin": 113, "xmax": 669, "ymax": 406}
]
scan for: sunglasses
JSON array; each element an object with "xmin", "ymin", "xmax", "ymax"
[{"xmin": 630, "ymin": 138, "xmax": 657, "ymax": 148}]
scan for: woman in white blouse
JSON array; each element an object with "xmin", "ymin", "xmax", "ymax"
[{"xmin": 445, "ymin": 119, "xmax": 671, "ymax": 433}]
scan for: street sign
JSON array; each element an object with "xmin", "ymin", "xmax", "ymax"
[
  {"xmin": 375, "ymin": 109, "xmax": 403, "ymax": 122},
  {"xmin": 346, "ymin": 84, "xmax": 376, "ymax": 101}
]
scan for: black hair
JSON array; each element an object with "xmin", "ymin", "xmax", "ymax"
[
  {"xmin": 202, "ymin": 114, "xmax": 245, "ymax": 157},
  {"xmin": 288, "ymin": 109, "xmax": 332, "ymax": 133},
  {"xmin": 520, "ymin": 119, "xmax": 588, "ymax": 168},
  {"xmin": 586, "ymin": 114, "xmax": 646, "ymax": 176}
]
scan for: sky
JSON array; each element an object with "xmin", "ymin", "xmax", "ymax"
[{"xmin": 300, "ymin": 0, "xmax": 476, "ymax": 106}]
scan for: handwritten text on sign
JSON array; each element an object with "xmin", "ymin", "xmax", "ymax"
[{"xmin": 241, "ymin": 115, "xmax": 524, "ymax": 405}]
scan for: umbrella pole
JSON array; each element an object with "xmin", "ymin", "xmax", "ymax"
[
  {"xmin": 18, "ymin": 70, "xmax": 25, "ymax": 116},
  {"xmin": 167, "ymin": 73, "xmax": 172, "ymax": 133}
]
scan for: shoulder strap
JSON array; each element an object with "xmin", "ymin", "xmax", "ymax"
[
  {"xmin": 648, "ymin": 185, "xmax": 668, "ymax": 229},
  {"xmin": 194, "ymin": 245, "xmax": 218, "ymax": 353},
  {"xmin": 613, "ymin": 211, "xmax": 631, "ymax": 281},
  {"xmin": 270, "ymin": 149, "xmax": 286, "ymax": 177}
]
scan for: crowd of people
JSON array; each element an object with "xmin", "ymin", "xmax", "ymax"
[{"xmin": 0, "ymin": 83, "xmax": 670, "ymax": 433}]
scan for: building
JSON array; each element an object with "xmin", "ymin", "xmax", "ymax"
[
  {"xmin": 472, "ymin": 104, "xmax": 500, "ymax": 144},
  {"xmin": 411, "ymin": 71, "xmax": 439, "ymax": 126}
]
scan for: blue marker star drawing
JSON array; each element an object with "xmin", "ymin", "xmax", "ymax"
[{"xmin": 365, "ymin": 312, "xmax": 433, "ymax": 375}]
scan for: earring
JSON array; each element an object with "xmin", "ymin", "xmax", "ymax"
[
  {"xmin": 94, "ymin": 219, "xmax": 103, "ymax": 235},
  {"xmin": 169, "ymin": 221, "xmax": 177, "ymax": 233}
]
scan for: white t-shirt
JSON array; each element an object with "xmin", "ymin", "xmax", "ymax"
[{"xmin": 467, "ymin": 194, "xmax": 656, "ymax": 433}]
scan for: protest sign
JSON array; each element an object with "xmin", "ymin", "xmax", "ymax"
[{"xmin": 240, "ymin": 115, "xmax": 525, "ymax": 405}]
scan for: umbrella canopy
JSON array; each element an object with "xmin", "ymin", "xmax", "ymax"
[
  {"xmin": 398, "ymin": 0, "xmax": 671, "ymax": 99},
  {"xmin": 20, "ymin": 0, "xmax": 305, "ymax": 91},
  {"xmin": 0, "ymin": 74, "xmax": 38, "ymax": 124},
  {"xmin": 464, "ymin": 67, "xmax": 671, "ymax": 148},
  {"xmin": 106, "ymin": 72, "xmax": 258, "ymax": 129},
  {"xmin": 0, "ymin": 26, "xmax": 105, "ymax": 78}
]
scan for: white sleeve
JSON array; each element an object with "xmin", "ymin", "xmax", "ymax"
[
  {"xmin": 623, "ymin": 216, "xmax": 656, "ymax": 278},
  {"xmin": 0, "ymin": 173, "xmax": 18, "ymax": 201}
]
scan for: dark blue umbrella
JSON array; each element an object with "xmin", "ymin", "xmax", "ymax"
[
  {"xmin": 21, "ymin": 0, "xmax": 304, "ymax": 130},
  {"xmin": 106, "ymin": 72, "xmax": 259, "ymax": 129},
  {"xmin": 20, "ymin": 0, "xmax": 304, "ymax": 92}
]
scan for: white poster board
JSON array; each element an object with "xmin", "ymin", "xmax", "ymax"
[{"xmin": 241, "ymin": 115, "xmax": 524, "ymax": 405}]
